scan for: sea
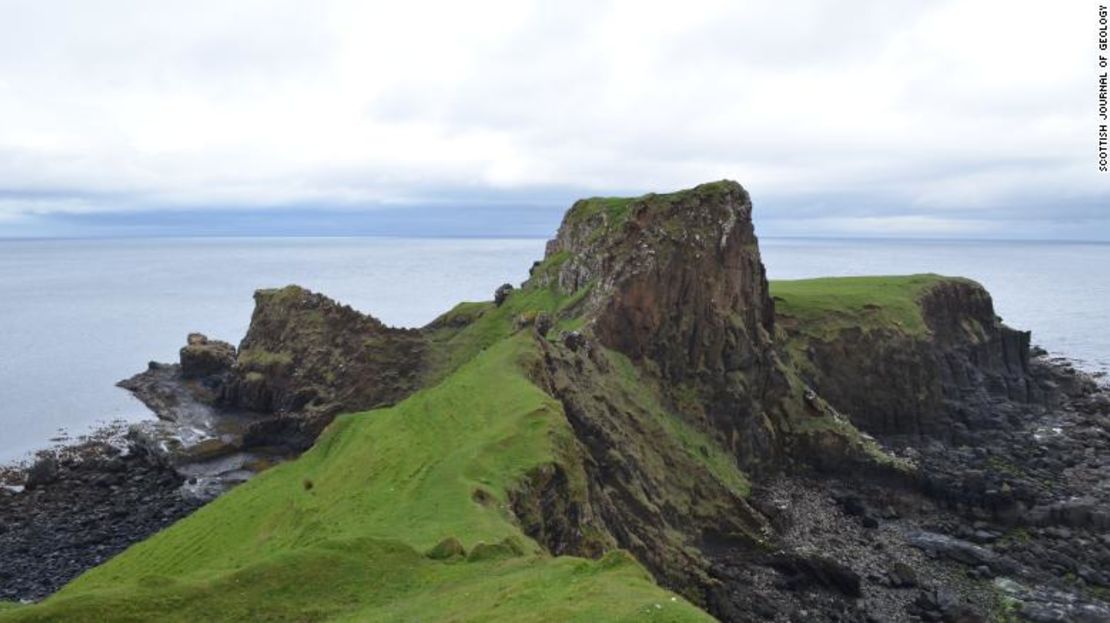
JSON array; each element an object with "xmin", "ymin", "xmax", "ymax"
[{"xmin": 1, "ymin": 236, "xmax": 1107, "ymax": 463}]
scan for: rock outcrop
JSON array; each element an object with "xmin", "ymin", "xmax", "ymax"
[
  {"xmin": 515, "ymin": 182, "xmax": 892, "ymax": 607},
  {"xmin": 536, "ymin": 182, "xmax": 866, "ymax": 476},
  {"xmin": 221, "ymin": 286, "xmax": 426, "ymax": 447},
  {"xmin": 776, "ymin": 276, "xmax": 1044, "ymax": 440},
  {"xmin": 122, "ymin": 287, "xmax": 429, "ymax": 453},
  {"xmin": 179, "ymin": 333, "xmax": 236, "ymax": 380}
]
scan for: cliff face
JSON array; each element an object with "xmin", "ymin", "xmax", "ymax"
[
  {"xmin": 545, "ymin": 182, "xmax": 774, "ymax": 376},
  {"xmin": 775, "ymin": 276, "xmax": 1042, "ymax": 439},
  {"xmin": 219, "ymin": 286, "xmax": 425, "ymax": 446},
  {"xmin": 537, "ymin": 182, "xmax": 832, "ymax": 474},
  {"xmin": 514, "ymin": 182, "xmax": 885, "ymax": 605}
]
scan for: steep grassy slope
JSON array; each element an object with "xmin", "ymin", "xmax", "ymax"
[{"xmin": 0, "ymin": 334, "xmax": 710, "ymax": 622}]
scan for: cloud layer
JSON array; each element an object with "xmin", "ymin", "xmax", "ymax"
[{"xmin": 0, "ymin": 0, "xmax": 1106, "ymax": 238}]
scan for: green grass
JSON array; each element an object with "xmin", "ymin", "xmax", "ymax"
[
  {"xmin": 237, "ymin": 349, "xmax": 294, "ymax": 369},
  {"xmin": 2, "ymin": 541, "xmax": 705, "ymax": 623},
  {"xmin": 566, "ymin": 181, "xmax": 742, "ymax": 232},
  {"xmin": 606, "ymin": 351, "xmax": 751, "ymax": 499},
  {"xmin": 770, "ymin": 274, "xmax": 964, "ymax": 338},
  {"xmin": 567, "ymin": 197, "xmax": 637, "ymax": 227},
  {"xmin": 429, "ymin": 301, "xmax": 496, "ymax": 328},
  {"xmin": 0, "ymin": 605, "xmax": 20, "ymax": 613},
  {"xmin": 2, "ymin": 335, "xmax": 709, "ymax": 622},
  {"xmin": 424, "ymin": 283, "xmax": 589, "ymax": 383}
]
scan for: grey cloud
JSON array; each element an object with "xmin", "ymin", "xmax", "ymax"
[{"xmin": 0, "ymin": 0, "xmax": 1105, "ymax": 239}]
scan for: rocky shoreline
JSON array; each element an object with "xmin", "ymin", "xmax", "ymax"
[
  {"xmin": 0, "ymin": 437, "xmax": 203, "ymax": 601},
  {"xmin": 0, "ymin": 334, "xmax": 298, "ymax": 603},
  {"xmin": 684, "ymin": 350, "xmax": 1110, "ymax": 622}
]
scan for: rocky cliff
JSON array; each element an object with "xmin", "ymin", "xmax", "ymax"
[
  {"xmin": 484, "ymin": 182, "xmax": 898, "ymax": 609},
  {"xmin": 773, "ymin": 275, "xmax": 1044, "ymax": 440},
  {"xmin": 221, "ymin": 286, "xmax": 426, "ymax": 447},
  {"xmin": 535, "ymin": 182, "xmax": 870, "ymax": 476},
  {"xmin": 46, "ymin": 180, "xmax": 1106, "ymax": 623}
]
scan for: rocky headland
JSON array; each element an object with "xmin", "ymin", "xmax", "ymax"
[{"xmin": 1, "ymin": 180, "xmax": 1108, "ymax": 621}]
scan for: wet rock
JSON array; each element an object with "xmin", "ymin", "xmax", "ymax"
[
  {"xmin": 888, "ymin": 561, "xmax": 918, "ymax": 588},
  {"xmin": 24, "ymin": 456, "xmax": 58, "ymax": 490},
  {"xmin": 907, "ymin": 532, "xmax": 1017, "ymax": 575},
  {"xmin": 769, "ymin": 551, "xmax": 862, "ymax": 598},
  {"xmin": 0, "ymin": 441, "xmax": 203, "ymax": 601}
]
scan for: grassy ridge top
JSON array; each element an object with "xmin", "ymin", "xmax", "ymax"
[
  {"xmin": 1, "ymin": 333, "xmax": 709, "ymax": 622},
  {"xmin": 770, "ymin": 274, "xmax": 972, "ymax": 338}
]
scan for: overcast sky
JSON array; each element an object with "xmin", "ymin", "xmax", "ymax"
[{"xmin": 1, "ymin": 0, "xmax": 1106, "ymax": 239}]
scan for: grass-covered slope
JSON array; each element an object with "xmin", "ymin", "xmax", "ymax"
[{"xmin": 0, "ymin": 333, "xmax": 710, "ymax": 622}]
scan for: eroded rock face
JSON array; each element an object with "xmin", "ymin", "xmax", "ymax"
[
  {"xmin": 179, "ymin": 333, "xmax": 236, "ymax": 380},
  {"xmin": 783, "ymin": 279, "xmax": 1043, "ymax": 439},
  {"xmin": 221, "ymin": 286, "xmax": 427, "ymax": 445},
  {"xmin": 536, "ymin": 181, "xmax": 858, "ymax": 476},
  {"xmin": 121, "ymin": 287, "xmax": 429, "ymax": 454},
  {"xmin": 522, "ymin": 181, "xmax": 881, "ymax": 607},
  {"xmin": 546, "ymin": 181, "xmax": 774, "ymax": 377},
  {"xmin": 533, "ymin": 337, "xmax": 771, "ymax": 601}
]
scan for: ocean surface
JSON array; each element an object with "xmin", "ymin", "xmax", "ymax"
[{"xmin": 1, "ymin": 236, "xmax": 1107, "ymax": 462}]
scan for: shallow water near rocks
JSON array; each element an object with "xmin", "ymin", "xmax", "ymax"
[{"xmin": 0, "ymin": 236, "xmax": 1107, "ymax": 463}]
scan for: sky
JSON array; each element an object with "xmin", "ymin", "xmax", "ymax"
[{"xmin": 0, "ymin": 0, "xmax": 1107, "ymax": 239}]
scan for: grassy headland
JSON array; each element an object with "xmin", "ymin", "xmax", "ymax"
[{"xmin": 1, "ymin": 331, "xmax": 709, "ymax": 622}]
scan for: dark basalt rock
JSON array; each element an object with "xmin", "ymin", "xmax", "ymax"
[
  {"xmin": 768, "ymin": 551, "xmax": 862, "ymax": 597},
  {"xmin": 0, "ymin": 441, "xmax": 202, "ymax": 601},
  {"xmin": 538, "ymin": 181, "xmax": 865, "ymax": 477},
  {"xmin": 122, "ymin": 287, "xmax": 429, "ymax": 454},
  {"xmin": 179, "ymin": 333, "xmax": 236, "ymax": 380},
  {"xmin": 780, "ymin": 279, "xmax": 1044, "ymax": 440},
  {"xmin": 223, "ymin": 286, "xmax": 426, "ymax": 433},
  {"xmin": 494, "ymin": 283, "xmax": 514, "ymax": 306},
  {"xmin": 23, "ymin": 456, "xmax": 58, "ymax": 490}
]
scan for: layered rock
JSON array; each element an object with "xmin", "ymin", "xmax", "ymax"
[
  {"xmin": 776, "ymin": 276, "xmax": 1044, "ymax": 440},
  {"xmin": 543, "ymin": 181, "xmax": 774, "ymax": 373},
  {"xmin": 536, "ymin": 181, "xmax": 857, "ymax": 475},
  {"xmin": 221, "ymin": 286, "xmax": 426, "ymax": 446},
  {"xmin": 123, "ymin": 287, "xmax": 429, "ymax": 454},
  {"xmin": 516, "ymin": 181, "xmax": 887, "ymax": 607},
  {"xmin": 179, "ymin": 333, "xmax": 236, "ymax": 380}
]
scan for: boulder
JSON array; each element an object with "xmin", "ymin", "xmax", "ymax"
[
  {"xmin": 179, "ymin": 333, "xmax": 236, "ymax": 379},
  {"xmin": 494, "ymin": 283, "xmax": 514, "ymax": 307},
  {"xmin": 24, "ymin": 456, "xmax": 58, "ymax": 490}
]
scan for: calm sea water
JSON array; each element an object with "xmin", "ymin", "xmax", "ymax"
[{"xmin": 1, "ymin": 236, "xmax": 1106, "ymax": 462}]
